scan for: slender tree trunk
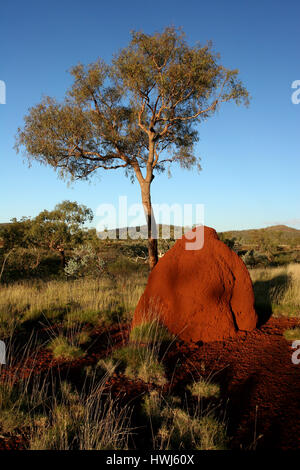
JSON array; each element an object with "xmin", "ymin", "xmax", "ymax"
[
  {"xmin": 141, "ymin": 181, "xmax": 158, "ymax": 271},
  {"xmin": 58, "ymin": 249, "xmax": 66, "ymax": 269},
  {"xmin": 0, "ymin": 249, "xmax": 14, "ymax": 283}
]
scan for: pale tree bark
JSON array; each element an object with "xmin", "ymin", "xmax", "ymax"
[
  {"xmin": 140, "ymin": 180, "xmax": 158, "ymax": 271},
  {"xmin": 132, "ymin": 134, "xmax": 159, "ymax": 271}
]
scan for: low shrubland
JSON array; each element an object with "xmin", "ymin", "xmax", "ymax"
[{"xmin": 1, "ymin": 238, "xmax": 300, "ymax": 449}]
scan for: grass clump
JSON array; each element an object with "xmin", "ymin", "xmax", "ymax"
[
  {"xmin": 111, "ymin": 345, "xmax": 166, "ymax": 385},
  {"xmin": 97, "ymin": 358, "xmax": 118, "ymax": 377},
  {"xmin": 188, "ymin": 378, "xmax": 220, "ymax": 399},
  {"xmin": 159, "ymin": 408, "xmax": 227, "ymax": 450},
  {"xmin": 130, "ymin": 320, "xmax": 174, "ymax": 345},
  {"xmin": 142, "ymin": 390, "xmax": 227, "ymax": 450},
  {"xmin": 283, "ymin": 327, "xmax": 300, "ymax": 341},
  {"xmin": 48, "ymin": 336, "xmax": 85, "ymax": 361},
  {"xmin": 29, "ymin": 381, "xmax": 132, "ymax": 450},
  {"xmin": 108, "ymin": 319, "xmax": 174, "ymax": 385}
]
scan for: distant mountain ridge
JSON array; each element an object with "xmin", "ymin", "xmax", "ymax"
[
  {"xmin": 96, "ymin": 223, "xmax": 300, "ymax": 243},
  {"xmin": 220, "ymin": 225, "xmax": 300, "ymax": 247},
  {"xmin": 262, "ymin": 225, "xmax": 300, "ymax": 233},
  {"xmin": 97, "ymin": 224, "xmax": 192, "ymax": 240}
]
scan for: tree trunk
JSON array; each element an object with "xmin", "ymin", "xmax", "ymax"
[
  {"xmin": 141, "ymin": 182, "xmax": 158, "ymax": 271},
  {"xmin": 0, "ymin": 249, "xmax": 14, "ymax": 283},
  {"xmin": 58, "ymin": 249, "xmax": 66, "ymax": 269}
]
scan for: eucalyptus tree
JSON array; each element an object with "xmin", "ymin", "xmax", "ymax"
[
  {"xmin": 16, "ymin": 27, "xmax": 249, "ymax": 270},
  {"xmin": 29, "ymin": 201, "xmax": 93, "ymax": 268},
  {"xmin": 0, "ymin": 218, "xmax": 30, "ymax": 281}
]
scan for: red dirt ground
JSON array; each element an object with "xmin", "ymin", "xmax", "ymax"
[
  {"xmin": 1, "ymin": 316, "xmax": 300, "ymax": 450},
  {"xmin": 166, "ymin": 316, "xmax": 300, "ymax": 450}
]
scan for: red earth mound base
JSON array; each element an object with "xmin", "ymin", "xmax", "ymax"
[
  {"xmin": 166, "ymin": 317, "xmax": 300, "ymax": 450},
  {"xmin": 133, "ymin": 226, "xmax": 258, "ymax": 342}
]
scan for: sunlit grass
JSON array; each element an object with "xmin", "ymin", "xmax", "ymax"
[
  {"xmin": 142, "ymin": 390, "xmax": 227, "ymax": 450},
  {"xmin": 0, "ymin": 274, "xmax": 147, "ymax": 336},
  {"xmin": 188, "ymin": 378, "xmax": 220, "ymax": 399},
  {"xmin": 250, "ymin": 263, "xmax": 300, "ymax": 317},
  {"xmin": 283, "ymin": 327, "xmax": 300, "ymax": 341}
]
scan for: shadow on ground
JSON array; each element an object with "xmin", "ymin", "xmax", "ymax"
[{"xmin": 253, "ymin": 273, "xmax": 290, "ymax": 326}]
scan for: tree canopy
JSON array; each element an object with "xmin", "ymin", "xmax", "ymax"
[
  {"xmin": 28, "ymin": 201, "xmax": 93, "ymax": 266},
  {"xmin": 16, "ymin": 26, "xmax": 249, "ymax": 269}
]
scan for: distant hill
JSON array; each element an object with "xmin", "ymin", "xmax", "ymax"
[
  {"xmin": 97, "ymin": 224, "xmax": 192, "ymax": 240},
  {"xmin": 96, "ymin": 223, "xmax": 300, "ymax": 247},
  {"xmin": 219, "ymin": 225, "xmax": 300, "ymax": 247},
  {"xmin": 263, "ymin": 225, "xmax": 300, "ymax": 233}
]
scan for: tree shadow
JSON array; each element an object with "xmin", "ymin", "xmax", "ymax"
[{"xmin": 252, "ymin": 273, "xmax": 290, "ymax": 327}]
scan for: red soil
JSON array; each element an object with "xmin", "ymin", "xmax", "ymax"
[
  {"xmin": 165, "ymin": 316, "xmax": 300, "ymax": 450},
  {"xmin": 133, "ymin": 226, "xmax": 258, "ymax": 342}
]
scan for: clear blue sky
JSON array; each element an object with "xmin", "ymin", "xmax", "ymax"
[{"xmin": 0, "ymin": 0, "xmax": 299, "ymax": 231}]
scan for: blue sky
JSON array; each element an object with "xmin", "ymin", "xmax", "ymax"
[{"xmin": 0, "ymin": 0, "xmax": 299, "ymax": 231}]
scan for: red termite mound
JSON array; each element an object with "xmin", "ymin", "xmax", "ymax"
[{"xmin": 132, "ymin": 226, "xmax": 258, "ymax": 343}]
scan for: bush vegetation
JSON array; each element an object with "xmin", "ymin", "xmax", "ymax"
[{"xmin": 1, "ymin": 210, "xmax": 300, "ymax": 449}]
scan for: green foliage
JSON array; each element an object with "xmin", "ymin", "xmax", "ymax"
[
  {"xmin": 29, "ymin": 381, "xmax": 132, "ymax": 450},
  {"xmin": 219, "ymin": 226, "xmax": 300, "ymax": 268},
  {"xmin": 218, "ymin": 234, "xmax": 237, "ymax": 250},
  {"xmin": 109, "ymin": 255, "xmax": 143, "ymax": 275},
  {"xmin": 0, "ymin": 218, "xmax": 31, "ymax": 252},
  {"xmin": 16, "ymin": 27, "xmax": 249, "ymax": 269},
  {"xmin": 142, "ymin": 390, "xmax": 227, "ymax": 450},
  {"xmin": 48, "ymin": 336, "xmax": 86, "ymax": 361},
  {"xmin": 109, "ymin": 320, "xmax": 174, "ymax": 384},
  {"xmin": 111, "ymin": 345, "xmax": 167, "ymax": 385},
  {"xmin": 0, "ymin": 201, "xmax": 93, "ymax": 281},
  {"xmin": 64, "ymin": 309, "xmax": 101, "ymax": 327},
  {"xmin": 16, "ymin": 26, "xmax": 248, "ymax": 184},
  {"xmin": 64, "ymin": 245, "xmax": 105, "ymax": 278},
  {"xmin": 242, "ymin": 249, "xmax": 269, "ymax": 268},
  {"xmin": 29, "ymin": 200, "xmax": 93, "ymax": 255},
  {"xmin": 158, "ymin": 409, "xmax": 227, "ymax": 450},
  {"xmin": 0, "ymin": 219, "xmax": 32, "ymax": 282},
  {"xmin": 130, "ymin": 321, "xmax": 173, "ymax": 344}
]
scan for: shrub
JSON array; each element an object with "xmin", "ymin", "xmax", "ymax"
[{"xmin": 64, "ymin": 245, "xmax": 105, "ymax": 278}]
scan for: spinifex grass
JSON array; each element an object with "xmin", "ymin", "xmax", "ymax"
[
  {"xmin": 0, "ymin": 274, "xmax": 147, "ymax": 337},
  {"xmin": 110, "ymin": 318, "xmax": 175, "ymax": 385},
  {"xmin": 250, "ymin": 263, "xmax": 300, "ymax": 317}
]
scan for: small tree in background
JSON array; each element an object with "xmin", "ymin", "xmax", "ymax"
[
  {"xmin": 29, "ymin": 201, "xmax": 93, "ymax": 268},
  {"xmin": 16, "ymin": 26, "xmax": 249, "ymax": 270},
  {"xmin": 0, "ymin": 218, "xmax": 30, "ymax": 282}
]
